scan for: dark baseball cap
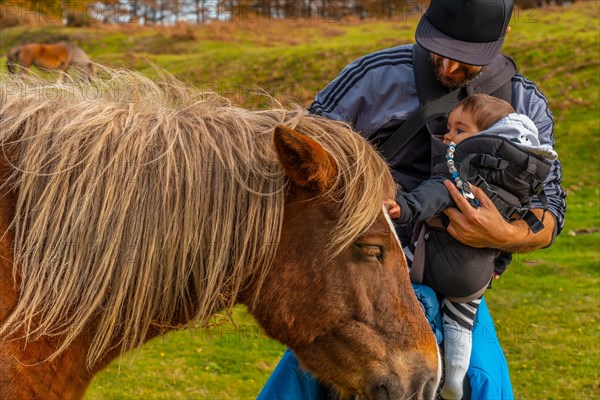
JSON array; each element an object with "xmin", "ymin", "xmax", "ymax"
[{"xmin": 415, "ymin": 0, "xmax": 513, "ymax": 66}]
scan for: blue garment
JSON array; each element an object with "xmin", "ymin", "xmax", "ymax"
[
  {"xmin": 257, "ymin": 348, "xmax": 324, "ymax": 400},
  {"xmin": 257, "ymin": 289, "xmax": 513, "ymax": 400},
  {"xmin": 468, "ymin": 298, "xmax": 514, "ymax": 400},
  {"xmin": 413, "ymin": 283, "xmax": 443, "ymax": 344}
]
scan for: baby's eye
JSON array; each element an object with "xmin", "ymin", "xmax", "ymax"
[{"xmin": 456, "ymin": 128, "xmax": 465, "ymax": 134}]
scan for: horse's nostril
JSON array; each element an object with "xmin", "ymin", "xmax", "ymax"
[
  {"xmin": 423, "ymin": 377, "xmax": 439, "ymax": 400},
  {"xmin": 370, "ymin": 384, "xmax": 390, "ymax": 400}
]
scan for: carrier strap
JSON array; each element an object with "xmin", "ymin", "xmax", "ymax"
[
  {"xmin": 523, "ymin": 210, "xmax": 546, "ymax": 234},
  {"xmin": 452, "ymin": 153, "xmax": 549, "ymax": 233},
  {"xmin": 380, "ymin": 87, "xmax": 464, "ymax": 161},
  {"xmin": 472, "ymin": 173, "xmax": 547, "ymax": 233},
  {"xmin": 474, "ymin": 177, "xmax": 529, "ymax": 219},
  {"xmin": 379, "ymin": 45, "xmax": 516, "ymax": 162}
]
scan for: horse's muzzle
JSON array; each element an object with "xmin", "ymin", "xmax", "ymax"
[
  {"xmin": 369, "ymin": 385, "xmax": 390, "ymax": 400},
  {"xmin": 367, "ymin": 372, "xmax": 439, "ymax": 400}
]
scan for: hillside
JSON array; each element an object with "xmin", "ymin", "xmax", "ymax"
[{"xmin": 1, "ymin": 1, "xmax": 598, "ymax": 398}]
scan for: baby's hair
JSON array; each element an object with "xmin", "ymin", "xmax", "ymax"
[{"xmin": 455, "ymin": 94, "xmax": 515, "ymax": 131}]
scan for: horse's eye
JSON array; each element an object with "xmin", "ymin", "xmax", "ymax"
[{"xmin": 356, "ymin": 244, "xmax": 384, "ymax": 262}]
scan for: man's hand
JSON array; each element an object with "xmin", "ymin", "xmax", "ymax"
[{"xmin": 442, "ymin": 180, "xmax": 555, "ymax": 253}]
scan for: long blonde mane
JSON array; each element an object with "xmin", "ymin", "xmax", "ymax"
[{"xmin": 0, "ymin": 70, "xmax": 395, "ymax": 367}]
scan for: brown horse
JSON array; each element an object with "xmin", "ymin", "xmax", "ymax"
[
  {"xmin": 6, "ymin": 42, "xmax": 96, "ymax": 81},
  {"xmin": 0, "ymin": 71, "xmax": 440, "ymax": 400}
]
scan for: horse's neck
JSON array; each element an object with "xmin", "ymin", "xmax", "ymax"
[
  {"xmin": 0, "ymin": 332, "xmax": 95, "ymax": 399},
  {"xmin": 0, "ymin": 164, "xmax": 17, "ymax": 322},
  {"xmin": 0, "ymin": 221, "xmax": 94, "ymax": 398},
  {"xmin": 0, "ymin": 162, "xmax": 97, "ymax": 399}
]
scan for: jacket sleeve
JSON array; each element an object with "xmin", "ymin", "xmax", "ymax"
[
  {"xmin": 308, "ymin": 45, "xmax": 420, "ymax": 138},
  {"xmin": 395, "ymin": 175, "xmax": 453, "ymax": 225},
  {"xmin": 511, "ymin": 74, "xmax": 567, "ymax": 236}
]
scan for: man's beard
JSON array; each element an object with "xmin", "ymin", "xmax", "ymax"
[{"xmin": 431, "ymin": 57, "xmax": 482, "ymax": 89}]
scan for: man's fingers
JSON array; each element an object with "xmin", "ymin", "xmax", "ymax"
[
  {"xmin": 443, "ymin": 204, "xmax": 458, "ymax": 218},
  {"xmin": 444, "ymin": 180, "xmax": 495, "ymax": 212},
  {"xmin": 442, "ymin": 206, "xmax": 464, "ymax": 233},
  {"xmin": 469, "ymin": 184, "xmax": 494, "ymax": 207},
  {"xmin": 444, "ymin": 212, "xmax": 462, "ymax": 240},
  {"xmin": 443, "ymin": 180, "xmax": 476, "ymax": 214}
]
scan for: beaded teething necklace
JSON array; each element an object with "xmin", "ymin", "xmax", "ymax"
[{"xmin": 446, "ymin": 141, "xmax": 480, "ymax": 208}]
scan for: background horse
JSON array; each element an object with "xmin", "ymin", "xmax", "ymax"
[
  {"xmin": 6, "ymin": 42, "xmax": 97, "ymax": 81},
  {"xmin": 0, "ymin": 70, "xmax": 439, "ymax": 400}
]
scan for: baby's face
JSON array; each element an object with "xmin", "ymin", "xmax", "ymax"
[{"xmin": 443, "ymin": 107, "xmax": 480, "ymax": 145}]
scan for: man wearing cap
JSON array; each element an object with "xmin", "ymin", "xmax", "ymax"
[{"xmin": 258, "ymin": 0, "xmax": 566, "ymax": 398}]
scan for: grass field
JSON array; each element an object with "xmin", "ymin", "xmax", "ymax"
[{"xmin": 1, "ymin": 2, "xmax": 598, "ymax": 399}]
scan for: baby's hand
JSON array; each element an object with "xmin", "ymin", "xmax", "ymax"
[{"xmin": 384, "ymin": 199, "xmax": 401, "ymax": 219}]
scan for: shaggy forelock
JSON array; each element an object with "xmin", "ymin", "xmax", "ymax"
[{"xmin": 0, "ymin": 69, "xmax": 395, "ymax": 367}]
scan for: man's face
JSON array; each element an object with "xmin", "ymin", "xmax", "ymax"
[{"xmin": 431, "ymin": 54, "xmax": 483, "ymax": 89}]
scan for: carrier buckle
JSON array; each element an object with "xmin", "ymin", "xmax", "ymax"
[{"xmin": 478, "ymin": 154, "xmax": 508, "ymax": 170}]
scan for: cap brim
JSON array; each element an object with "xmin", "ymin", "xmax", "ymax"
[{"xmin": 415, "ymin": 15, "xmax": 504, "ymax": 66}]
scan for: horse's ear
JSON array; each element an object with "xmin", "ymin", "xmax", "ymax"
[{"xmin": 273, "ymin": 125, "xmax": 338, "ymax": 192}]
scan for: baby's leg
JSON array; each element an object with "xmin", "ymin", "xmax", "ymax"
[{"xmin": 440, "ymin": 297, "xmax": 481, "ymax": 400}]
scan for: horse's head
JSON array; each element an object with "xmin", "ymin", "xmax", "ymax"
[
  {"xmin": 0, "ymin": 72, "xmax": 439, "ymax": 398},
  {"xmin": 244, "ymin": 125, "xmax": 440, "ymax": 399}
]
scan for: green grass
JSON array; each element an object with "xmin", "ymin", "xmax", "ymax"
[
  {"xmin": 86, "ymin": 308, "xmax": 284, "ymax": 399},
  {"xmin": 1, "ymin": 1, "xmax": 599, "ymax": 398}
]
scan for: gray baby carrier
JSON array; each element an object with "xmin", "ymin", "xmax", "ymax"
[{"xmin": 410, "ymin": 135, "xmax": 552, "ymax": 302}]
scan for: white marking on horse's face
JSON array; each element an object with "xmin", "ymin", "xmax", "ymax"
[
  {"xmin": 382, "ymin": 204, "xmax": 402, "ymax": 248},
  {"xmin": 382, "ymin": 203, "xmax": 410, "ymax": 272},
  {"xmin": 383, "ymin": 203, "xmax": 442, "ymax": 395},
  {"xmin": 436, "ymin": 346, "xmax": 443, "ymax": 395}
]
